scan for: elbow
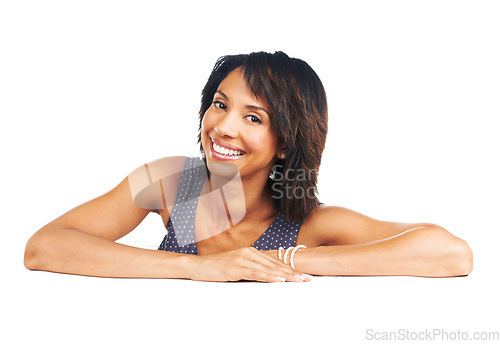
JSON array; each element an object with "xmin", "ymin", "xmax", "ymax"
[
  {"xmin": 24, "ymin": 232, "xmax": 45, "ymax": 271},
  {"xmin": 422, "ymin": 225, "xmax": 473, "ymax": 277},
  {"xmin": 24, "ymin": 241, "xmax": 37, "ymax": 270},
  {"xmin": 446, "ymin": 238, "xmax": 473, "ymax": 277}
]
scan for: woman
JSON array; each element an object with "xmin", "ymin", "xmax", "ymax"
[{"xmin": 24, "ymin": 51, "xmax": 473, "ymax": 282}]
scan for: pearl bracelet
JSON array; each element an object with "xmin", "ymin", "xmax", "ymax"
[
  {"xmin": 290, "ymin": 245, "xmax": 306, "ymax": 269},
  {"xmin": 283, "ymin": 247, "xmax": 294, "ymax": 265},
  {"xmin": 278, "ymin": 245, "xmax": 307, "ymax": 269}
]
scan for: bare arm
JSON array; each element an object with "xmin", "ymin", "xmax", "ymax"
[
  {"xmin": 264, "ymin": 206, "xmax": 473, "ymax": 277},
  {"xmin": 293, "ymin": 226, "xmax": 473, "ymax": 277},
  {"xmin": 24, "ymin": 176, "xmax": 196, "ymax": 278},
  {"xmin": 25, "ymin": 226, "xmax": 197, "ymax": 278},
  {"xmin": 24, "ymin": 168, "xmax": 304, "ymax": 282}
]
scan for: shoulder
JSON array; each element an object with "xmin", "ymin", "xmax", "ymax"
[
  {"xmin": 299, "ymin": 204, "xmax": 441, "ymax": 246},
  {"xmin": 133, "ymin": 155, "xmax": 188, "ymax": 176},
  {"xmin": 127, "ymin": 156, "xmax": 189, "ymax": 186},
  {"xmin": 127, "ymin": 155, "xmax": 193, "ymax": 212},
  {"xmin": 299, "ymin": 205, "xmax": 380, "ymax": 246},
  {"xmin": 304, "ymin": 204, "xmax": 370, "ymax": 226}
]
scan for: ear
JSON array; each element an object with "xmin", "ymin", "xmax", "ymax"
[{"xmin": 277, "ymin": 141, "xmax": 286, "ymax": 159}]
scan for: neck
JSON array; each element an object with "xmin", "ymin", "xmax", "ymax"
[
  {"xmin": 208, "ymin": 167, "xmax": 276, "ymax": 224},
  {"xmin": 241, "ymin": 174, "xmax": 275, "ymax": 220}
]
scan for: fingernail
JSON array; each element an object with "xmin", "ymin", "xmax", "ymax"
[
  {"xmin": 275, "ymin": 276, "xmax": 286, "ymax": 283},
  {"xmin": 295, "ymin": 274, "xmax": 312, "ymax": 281}
]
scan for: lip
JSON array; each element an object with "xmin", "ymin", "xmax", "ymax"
[
  {"xmin": 209, "ymin": 138, "xmax": 246, "ymax": 161},
  {"xmin": 210, "ymin": 137, "xmax": 246, "ymax": 153}
]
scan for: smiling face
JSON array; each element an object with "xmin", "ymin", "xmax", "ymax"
[{"xmin": 200, "ymin": 67, "xmax": 284, "ymax": 180}]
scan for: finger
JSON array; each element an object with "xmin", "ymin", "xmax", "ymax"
[
  {"xmin": 237, "ymin": 267, "xmax": 290, "ymax": 283},
  {"xmin": 261, "ymin": 249, "xmax": 280, "ymax": 259},
  {"xmin": 254, "ymin": 250, "xmax": 311, "ymax": 282},
  {"xmin": 247, "ymin": 247, "xmax": 300, "ymax": 273},
  {"xmin": 238, "ymin": 249, "xmax": 305, "ymax": 282},
  {"xmin": 238, "ymin": 262, "xmax": 311, "ymax": 283},
  {"xmin": 242, "ymin": 247, "xmax": 293, "ymax": 271}
]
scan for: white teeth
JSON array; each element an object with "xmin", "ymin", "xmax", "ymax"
[{"xmin": 212, "ymin": 141, "xmax": 244, "ymax": 156}]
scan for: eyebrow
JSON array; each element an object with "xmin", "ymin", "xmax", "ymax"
[{"xmin": 215, "ymin": 90, "xmax": 270, "ymax": 117}]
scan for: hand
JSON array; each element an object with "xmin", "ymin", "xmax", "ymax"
[
  {"xmin": 261, "ymin": 248, "xmax": 305, "ymax": 266},
  {"xmin": 190, "ymin": 247, "xmax": 311, "ymax": 283}
]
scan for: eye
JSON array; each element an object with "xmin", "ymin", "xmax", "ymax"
[
  {"xmin": 246, "ymin": 115, "xmax": 262, "ymax": 124},
  {"xmin": 212, "ymin": 100, "xmax": 226, "ymax": 110}
]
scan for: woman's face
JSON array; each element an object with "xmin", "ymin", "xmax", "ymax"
[{"xmin": 201, "ymin": 68, "xmax": 283, "ymax": 179}]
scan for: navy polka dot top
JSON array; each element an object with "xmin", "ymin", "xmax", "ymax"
[{"xmin": 157, "ymin": 157, "xmax": 308, "ymax": 255}]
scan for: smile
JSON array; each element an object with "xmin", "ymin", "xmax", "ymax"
[{"xmin": 210, "ymin": 138, "xmax": 246, "ymax": 160}]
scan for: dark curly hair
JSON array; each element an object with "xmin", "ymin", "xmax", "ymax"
[{"xmin": 196, "ymin": 51, "xmax": 328, "ymax": 223}]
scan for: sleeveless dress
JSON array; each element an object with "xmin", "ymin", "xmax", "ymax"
[{"xmin": 157, "ymin": 157, "xmax": 316, "ymax": 255}]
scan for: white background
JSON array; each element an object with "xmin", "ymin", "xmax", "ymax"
[{"xmin": 1, "ymin": 0, "xmax": 499, "ymax": 343}]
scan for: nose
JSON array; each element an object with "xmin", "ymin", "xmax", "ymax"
[{"xmin": 214, "ymin": 111, "xmax": 240, "ymax": 138}]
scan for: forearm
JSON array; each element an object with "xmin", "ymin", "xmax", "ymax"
[
  {"xmin": 294, "ymin": 227, "xmax": 473, "ymax": 277},
  {"xmin": 24, "ymin": 227, "xmax": 195, "ymax": 279}
]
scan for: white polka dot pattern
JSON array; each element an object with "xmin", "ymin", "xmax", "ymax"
[
  {"xmin": 168, "ymin": 157, "xmax": 207, "ymax": 247},
  {"xmin": 250, "ymin": 212, "xmax": 301, "ymax": 251}
]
